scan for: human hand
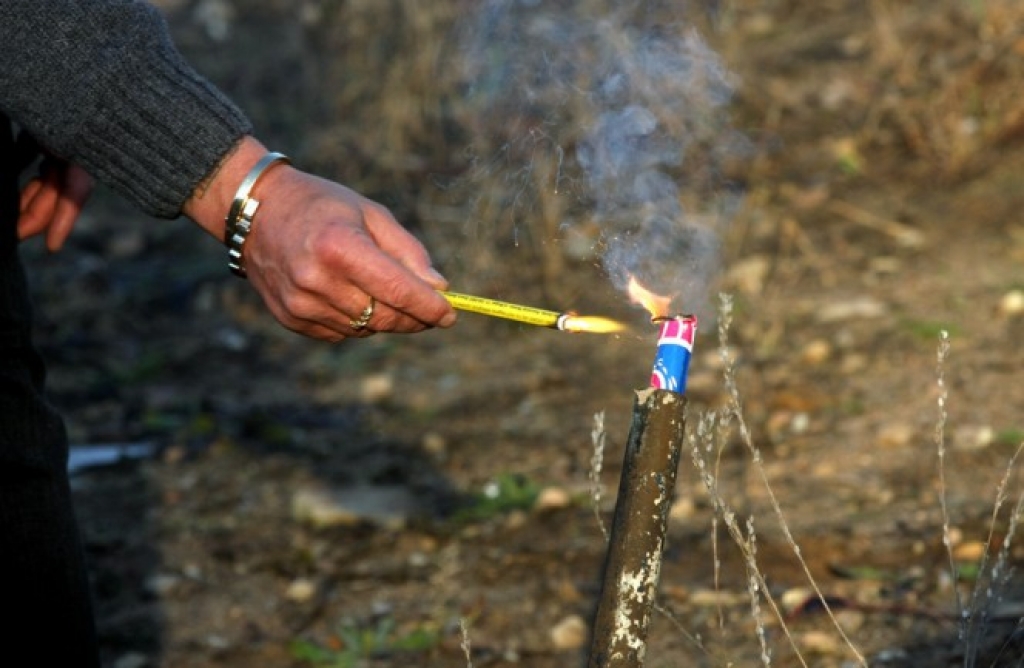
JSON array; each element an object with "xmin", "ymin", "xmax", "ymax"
[
  {"xmin": 184, "ymin": 138, "xmax": 456, "ymax": 341},
  {"xmin": 18, "ymin": 159, "xmax": 94, "ymax": 251}
]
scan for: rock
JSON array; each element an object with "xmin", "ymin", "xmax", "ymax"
[
  {"xmin": 669, "ymin": 496, "xmax": 696, "ymax": 522},
  {"xmin": 999, "ymin": 290, "xmax": 1024, "ymax": 317},
  {"xmin": 954, "ymin": 540, "xmax": 987, "ymax": 563},
  {"xmin": 689, "ymin": 588, "xmax": 747, "ymax": 607},
  {"xmin": 549, "ymin": 614, "xmax": 588, "ymax": 650},
  {"xmin": 113, "ymin": 653, "xmax": 150, "ymax": 668},
  {"xmin": 145, "ymin": 573, "xmax": 182, "ymax": 597},
  {"xmin": 800, "ymin": 630, "xmax": 841, "ymax": 654},
  {"xmin": 953, "ymin": 425, "xmax": 994, "ymax": 451},
  {"xmin": 285, "ymin": 578, "xmax": 317, "ymax": 603},
  {"xmin": 534, "ymin": 486, "xmax": 572, "ymax": 512},
  {"xmin": 877, "ymin": 422, "xmax": 915, "ymax": 448},
  {"xmin": 421, "ymin": 432, "xmax": 447, "ymax": 456},
  {"xmin": 817, "ymin": 297, "xmax": 887, "ymax": 323},
  {"xmin": 725, "ymin": 256, "xmax": 770, "ymax": 296},
  {"xmin": 291, "ymin": 484, "xmax": 419, "ymax": 529},
  {"xmin": 801, "ymin": 339, "xmax": 832, "ymax": 365},
  {"xmin": 781, "ymin": 587, "xmax": 814, "ymax": 614},
  {"xmin": 360, "ymin": 372, "xmax": 394, "ymax": 403}
]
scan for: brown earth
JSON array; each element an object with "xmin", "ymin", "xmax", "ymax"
[{"xmin": 24, "ymin": 1, "xmax": 1024, "ymax": 667}]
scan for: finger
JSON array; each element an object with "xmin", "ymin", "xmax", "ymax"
[
  {"xmin": 340, "ymin": 229, "xmax": 455, "ymax": 328},
  {"xmin": 362, "ymin": 203, "xmax": 450, "ymax": 290},
  {"xmin": 18, "ymin": 178, "xmax": 43, "ymax": 214},
  {"xmin": 46, "ymin": 166, "xmax": 93, "ymax": 251},
  {"xmin": 17, "ymin": 177, "xmax": 60, "ymax": 240}
]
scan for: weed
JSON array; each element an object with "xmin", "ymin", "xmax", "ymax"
[
  {"xmin": 290, "ymin": 616, "xmax": 439, "ymax": 668},
  {"xmin": 452, "ymin": 472, "xmax": 541, "ymax": 523}
]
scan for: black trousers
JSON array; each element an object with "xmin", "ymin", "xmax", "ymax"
[{"xmin": 0, "ymin": 117, "xmax": 101, "ymax": 665}]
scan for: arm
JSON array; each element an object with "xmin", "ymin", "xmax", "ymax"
[
  {"xmin": 183, "ymin": 136, "xmax": 456, "ymax": 340},
  {"xmin": 1, "ymin": 1, "xmax": 455, "ymax": 339}
]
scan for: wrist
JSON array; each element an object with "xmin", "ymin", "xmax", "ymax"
[{"xmin": 182, "ymin": 136, "xmax": 271, "ymax": 239}]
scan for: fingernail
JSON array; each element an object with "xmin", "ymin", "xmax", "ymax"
[
  {"xmin": 425, "ymin": 267, "xmax": 448, "ymax": 288},
  {"xmin": 439, "ymin": 310, "xmax": 458, "ymax": 328}
]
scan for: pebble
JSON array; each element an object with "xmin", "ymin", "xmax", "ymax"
[
  {"xmin": 285, "ymin": 578, "xmax": 317, "ymax": 603},
  {"xmin": 689, "ymin": 588, "xmax": 747, "ymax": 607},
  {"xmin": 533, "ymin": 486, "xmax": 572, "ymax": 512},
  {"xmin": 800, "ymin": 630, "xmax": 841, "ymax": 654},
  {"xmin": 725, "ymin": 256, "xmax": 770, "ymax": 295},
  {"xmin": 877, "ymin": 422, "xmax": 915, "ymax": 448},
  {"xmin": 421, "ymin": 432, "xmax": 447, "ymax": 456},
  {"xmin": 953, "ymin": 425, "xmax": 994, "ymax": 451},
  {"xmin": 360, "ymin": 373, "xmax": 394, "ymax": 403},
  {"xmin": 549, "ymin": 614, "xmax": 588, "ymax": 650},
  {"xmin": 291, "ymin": 484, "xmax": 417, "ymax": 529},
  {"xmin": 113, "ymin": 653, "xmax": 150, "ymax": 668},
  {"xmin": 999, "ymin": 290, "xmax": 1024, "ymax": 316},
  {"xmin": 953, "ymin": 540, "xmax": 987, "ymax": 562},
  {"xmin": 817, "ymin": 297, "xmax": 887, "ymax": 323},
  {"xmin": 781, "ymin": 587, "xmax": 814, "ymax": 614},
  {"xmin": 669, "ymin": 496, "xmax": 696, "ymax": 522},
  {"xmin": 801, "ymin": 339, "xmax": 832, "ymax": 365},
  {"xmin": 145, "ymin": 573, "xmax": 182, "ymax": 597}
]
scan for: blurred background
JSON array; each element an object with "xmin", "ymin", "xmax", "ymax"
[{"xmin": 27, "ymin": 0, "xmax": 1024, "ymax": 666}]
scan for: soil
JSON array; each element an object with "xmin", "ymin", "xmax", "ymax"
[{"xmin": 23, "ymin": 1, "xmax": 1024, "ymax": 667}]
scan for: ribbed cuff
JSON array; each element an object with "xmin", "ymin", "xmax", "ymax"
[{"xmin": 73, "ymin": 49, "xmax": 253, "ymax": 219}]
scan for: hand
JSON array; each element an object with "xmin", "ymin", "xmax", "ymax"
[
  {"xmin": 18, "ymin": 159, "xmax": 94, "ymax": 251},
  {"xmin": 184, "ymin": 138, "xmax": 456, "ymax": 342}
]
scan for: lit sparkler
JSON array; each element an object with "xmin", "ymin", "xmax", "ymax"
[
  {"xmin": 440, "ymin": 291, "xmax": 624, "ymax": 334},
  {"xmin": 626, "ymin": 276, "xmax": 697, "ymax": 394}
]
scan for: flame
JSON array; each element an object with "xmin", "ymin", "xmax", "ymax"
[
  {"xmin": 560, "ymin": 315, "xmax": 626, "ymax": 334},
  {"xmin": 626, "ymin": 275, "xmax": 674, "ymax": 320}
]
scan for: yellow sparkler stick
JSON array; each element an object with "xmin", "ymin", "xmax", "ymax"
[
  {"xmin": 441, "ymin": 291, "xmax": 561, "ymax": 327},
  {"xmin": 440, "ymin": 291, "xmax": 626, "ymax": 334}
]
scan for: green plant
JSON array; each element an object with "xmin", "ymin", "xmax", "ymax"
[
  {"xmin": 453, "ymin": 472, "xmax": 541, "ymax": 522},
  {"xmin": 290, "ymin": 617, "xmax": 439, "ymax": 668}
]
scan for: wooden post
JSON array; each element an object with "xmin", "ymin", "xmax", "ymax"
[{"xmin": 588, "ymin": 388, "xmax": 687, "ymax": 668}]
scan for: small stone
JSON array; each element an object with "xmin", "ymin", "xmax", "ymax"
[
  {"xmin": 285, "ymin": 578, "xmax": 317, "ymax": 603},
  {"xmin": 421, "ymin": 432, "xmax": 447, "ymax": 456},
  {"xmin": 549, "ymin": 614, "xmax": 588, "ymax": 650},
  {"xmin": 725, "ymin": 256, "xmax": 770, "ymax": 296},
  {"xmin": 877, "ymin": 422, "xmax": 914, "ymax": 448},
  {"xmin": 800, "ymin": 630, "xmax": 841, "ymax": 654},
  {"xmin": 953, "ymin": 425, "xmax": 994, "ymax": 451},
  {"xmin": 954, "ymin": 540, "xmax": 987, "ymax": 563},
  {"xmin": 360, "ymin": 373, "xmax": 394, "ymax": 403},
  {"xmin": 534, "ymin": 486, "xmax": 572, "ymax": 512},
  {"xmin": 801, "ymin": 339, "xmax": 832, "ymax": 365},
  {"xmin": 835, "ymin": 610, "xmax": 865, "ymax": 633},
  {"xmin": 689, "ymin": 588, "xmax": 746, "ymax": 607},
  {"xmin": 291, "ymin": 484, "xmax": 416, "ymax": 529},
  {"xmin": 669, "ymin": 496, "xmax": 696, "ymax": 522},
  {"xmin": 999, "ymin": 290, "xmax": 1024, "ymax": 316},
  {"xmin": 781, "ymin": 587, "xmax": 814, "ymax": 614},
  {"xmin": 145, "ymin": 573, "xmax": 182, "ymax": 597},
  {"xmin": 817, "ymin": 297, "xmax": 887, "ymax": 323},
  {"xmin": 113, "ymin": 653, "xmax": 150, "ymax": 668}
]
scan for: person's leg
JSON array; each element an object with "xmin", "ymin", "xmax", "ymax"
[{"xmin": 0, "ymin": 118, "xmax": 101, "ymax": 666}]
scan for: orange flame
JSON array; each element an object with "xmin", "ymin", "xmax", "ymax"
[
  {"xmin": 559, "ymin": 315, "xmax": 626, "ymax": 334},
  {"xmin": 626, "ymin": 275, "xmax": 674, "ymax": 320}
]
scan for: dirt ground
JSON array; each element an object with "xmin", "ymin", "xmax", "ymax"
[{"xmin": 23, "ymin": 1, "xmax": 1024, "ymax": 666}]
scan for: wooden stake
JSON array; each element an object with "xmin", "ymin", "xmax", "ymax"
[{"xmin": 588, "ymin": 388, "xmax": 687, "ymax": 668}]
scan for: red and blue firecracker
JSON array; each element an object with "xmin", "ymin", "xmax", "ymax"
[{"xmin": 650, "ymin": 315, "xmax": 697, "ymax": 394}]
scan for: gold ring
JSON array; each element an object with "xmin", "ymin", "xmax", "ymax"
[{"xmin": 349, "ymin": 296, "xmax": 375, "ymax": 330}]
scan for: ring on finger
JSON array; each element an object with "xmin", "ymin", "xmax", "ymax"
[{"xmin": 349, "ymin": 296, "xmax": 376, "ymax": 331}]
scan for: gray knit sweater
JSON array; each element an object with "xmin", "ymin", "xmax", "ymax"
[{"xmin": 0, "ymin": 0, "xmax": 253, "ymax": 218}]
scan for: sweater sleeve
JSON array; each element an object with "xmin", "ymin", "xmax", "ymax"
[{"xmin": 0, "ymin": 0, "xmax": 253, "ymax": 218}]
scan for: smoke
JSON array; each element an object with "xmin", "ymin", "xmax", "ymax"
[{"xmin": 459, "ymin": 0, "xmax": 746, "ymax": 316}]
